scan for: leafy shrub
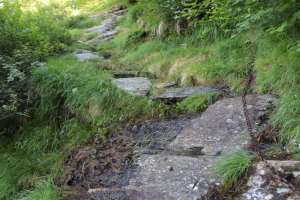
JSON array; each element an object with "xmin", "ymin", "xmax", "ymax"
[
  {"xmin": 126, "ymin": 29, "xmax": 148, "ymax": 46},
  {"xmin": 0, "ymin": 0, "xmax": 72, "ymax": 133}
]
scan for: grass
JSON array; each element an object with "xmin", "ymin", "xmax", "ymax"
[
  {"xmin": 177, "ymin": 92, "xmax": 220, "ymax": 114},
  {"xmin": 0, "ymin": 54, "xmax": 169, "ymax": 199},
  {"xmin": 75, "ymin": 0, "xmax": 129, "ymax": 12},
  {"xmin": 17, "ymin": 178, "xmax": 64, "ymax": 200},
  {"xmin": 255, "ymin": 34, "xmax": 300, "ymax": 152},
  {"xmin": 66, "ymin": 14, "xmax": 103, "ymax": 29},
  {"xmin": 69, "ymin": 28, "xmax": 98, "ymax": 41},
  {"xmin": 30, "ymin": 55, "xmax": 168, "ymax": 126},
  {"xmin": 15, "ymin": 119, "xmax": 93, "ymax": 154},
  {"xmin": 211, "ymin": 150, "xmax": 255, "ymax": 189},
  {"xmin": 0, "ymin": 148, "xmax": 63, "ymax": 200}
]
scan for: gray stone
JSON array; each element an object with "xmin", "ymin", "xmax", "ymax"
[
  {"xmin": 239, "ymin": 160, "xmax": 300, "ymax": 200},
  {"xmin": 89, "ymin": 13, "xmax": 111, "ymax": 19},
  {"xmin": 151, "ymin": 85, "xmax": 229, "ymax": 100},
  {"xmin": 74, "ymin": 49, "xmax": 101, "ymax": 62},
  {"xmin": 128, "ymin": 155, "xmax": 220, "ymax": 200},
  {"xmin": 84, "ymin": 14, "xmax": 122, "ymax": 44},
  {"xmin": 87, "ymin": 30, "xmax": 116, "ymax": 44},
  {"xmin": 154, "ymin": 81, "xmax": 177, "ymax": 89},
  {"xmin": 126, "ymin": 95, "xmax": 276, "ymax": 200},
  {"xmin": 113, "ymin": 77, "xmax": 152, "ymax": 96},
  {"xmin": 168, "ymin": 95, "xmax": 276, "ymax": 155},
  {"xmin": 84, "ymin": 18, "xmax": 116, "ymax": 34}
]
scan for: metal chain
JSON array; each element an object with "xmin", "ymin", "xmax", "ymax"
[{"xmin": 241, "ymin": 45, "xmax": 300, "ymax": 196}]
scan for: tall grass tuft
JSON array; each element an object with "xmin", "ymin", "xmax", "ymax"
[
  {"xmin": 211, "ymin": 150, "xmax": 255, "ymax": 189},
  {"xmin": 17, "ymin": 178, "xmax": 64, "ymax": 200},
  {"xmin": 0, "ymin": 150, "xmax": 62, "ymax": 200}
]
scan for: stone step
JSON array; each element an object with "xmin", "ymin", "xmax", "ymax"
[
  {"xmin": 86, "ymin": 30, "xmax": 116, "ymax": 43},
  {"xmin": 74, "ymin": 49, "xmax": 102, "ymax": 62},
  {"xmin": 113, "ymin": 77, "xmax": 152, "ymax": 96},
  {"xmin": 151, "ymin": 85, "xmax": 230, "ymax": 100}
]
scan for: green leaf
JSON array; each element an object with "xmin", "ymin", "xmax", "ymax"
[{"xmin": 275, "ymin": 21, "xmax": 288, "ymax": 32}]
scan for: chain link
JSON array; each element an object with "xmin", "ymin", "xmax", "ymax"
[{"xmin": 241, "ymin": 45, "xmax": 300, "ymax": 196}]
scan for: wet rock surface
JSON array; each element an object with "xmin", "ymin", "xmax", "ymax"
[
  {"xmin": 64, "ymin": 116, "xmax": 194, "ymax": 200},
  {"xmin": 113, "ymin": 77, "xmax": 152, "ymax": 96},
  {"xmin": 151, "ymin": 85, "xmax": 231, "ymax": 100},
  {"xmin": 129, "ymin": 155, "xmax": 219, "ymax": 200},
  {"xmin": 239, "ymin": 160, "xmax": 300, "ymax": 200},
  {"xmin": 74, "ymin": 49, "xmax": 101, "ymax": 62},
  {"xmin": 125, "ymin": 95, "xmax": 276, "ymax": 200},
  {"xmin": 62, "ymin": 95, "xmax": 287, "ymax": 200},
  {"xmin": 168, "ymin": 94, "xmax": 276, "ymax": 155}
]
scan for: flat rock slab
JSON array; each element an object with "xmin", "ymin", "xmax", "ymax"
[
  {"xmin": 74, "ymin": 49, "xmax": 101, "ymax": 62},
  {"xmin": 84, "ymin": 18, "xmax": 116, "ymax": 34},
  {"xmin": 125, "ymin": 95, "xmax": 276, "ymax": 200},
  {"xmin": 154, "ymin": 81, "xmax": 177, "ymax": 89},
  {"xmin": 239, "ymin": 160, "xmax": 300, "ymax": 200},
  {"xmin": 151, "ymin": 85, "xmax": 228, "ymax": 100},
  {"xmin": 168, "ymin": 95, "xmax": 276, "ymax": 155},
  {"xmin": 87, "ymin": 30, "xmax": 117, "ymax": 44},
  {"xmin": 113, "ymin": 77, "xmax": 152, "ymax": 96},
  {"xmin": 128, "ymin": 155, "xmax": 220, "ymax": 200}
]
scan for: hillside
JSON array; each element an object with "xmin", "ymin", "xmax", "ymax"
[{"xmin": 0, "ymin": 0, "xmax": 299, "ymax": 199}]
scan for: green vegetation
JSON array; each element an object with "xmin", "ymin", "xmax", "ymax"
[
  {"xmin": 177, "ymin": 92, "xmax": 220, "ymax": 114},
  {"xmin": 75, "ymin": 0, "xmax": 129, "ymax": 12},
  {"xmin": 66, "ymin": 14, "xmax": 103, "ymax": 29},
  {"xmin": 0, "ymin": 148, "xmax": 63, "ymax": 199},
  {"xmin": 31, "ymin": 56, "xmax": 167, "ymax": 126},
  {"xmin": 17, "ymin": 178, "xmax": 64, "ymax": 200},
  {"xmin": 211, "ymin": 150, "xmax": 254, "ymax": 188},
  {"xmin": 0, "ymin": 0, "xmax": 72, "ymax": 134}
]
